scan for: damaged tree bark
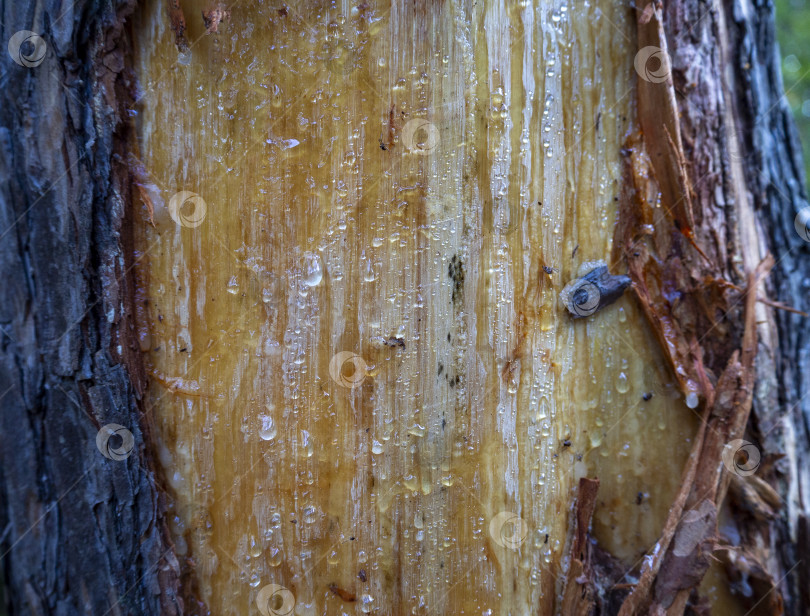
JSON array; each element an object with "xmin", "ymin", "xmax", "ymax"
[
  {"xmin": 0, "ymin": 0, "xmax": 808, "ymax": 615},
  {"xmin": 0, "ymin": 1, "xmax": 183, "ymax": 614},
  {"xmin": 592, "ymin": 0, "xmax": 810, "ymax": 614}
]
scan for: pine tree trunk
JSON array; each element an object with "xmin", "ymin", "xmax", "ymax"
[{"xmin": 0, "ymin": 1, "xmax": 807, "ymax": 615}]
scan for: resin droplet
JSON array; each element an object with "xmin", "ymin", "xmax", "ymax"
[
  {"xmin": 359, "ymin": 594, "xmax": 374, "ymax": 613},
  {"xmin": 616, "ymin": 372, "xmax": 629, "ymax": 394},
  {"xmin": 302, "ymin": 252, "xmax": 323, "ymax": 287},
  {"xmin": 259, "ymin": 414, "xmax": 277, "ymax": 441}
]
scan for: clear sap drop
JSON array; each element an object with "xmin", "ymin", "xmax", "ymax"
[
  {"xmin": 258, "ymin": 414, "xmax": 277, "ymax": 441},
  {"xmin": 359, "ymin": 594, "xmax": 374, "ymax": 613},
  {"xmin": 363, "ymin": 258, "xmax": 376, "ymax": 282},
  {"xmin": 302, "ymin": 252, "xmax": 323, "ymax": 286},
  {"xmin": 616, "ymin": 372, "xmax": 629, "ymax": 394}
]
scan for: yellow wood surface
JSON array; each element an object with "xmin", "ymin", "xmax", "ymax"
[{"xmin": 130, "ymin": 1, "xmax": 702, "ymax": 614}]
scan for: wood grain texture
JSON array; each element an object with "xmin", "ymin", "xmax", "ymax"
[{"xmin": 129, "ymin": 1, "xmax": 700, "ymax": 614}]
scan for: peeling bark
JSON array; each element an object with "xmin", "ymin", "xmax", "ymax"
[
  {"xmin": 605, "ymin": 0, "xmax": 810, "ymax": 613},
  {"xmin": 560, "ymin": 478, "xmax": 601, "ymax": 615}
]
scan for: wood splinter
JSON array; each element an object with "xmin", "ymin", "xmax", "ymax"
[{"xmin": 202, "ymin": 5, "xmax": 230, "ymax": 34}]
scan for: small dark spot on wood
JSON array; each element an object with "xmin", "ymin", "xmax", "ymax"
[
  {"xmin": 278, "ymin": 6, "xmax": 288, "ymax": 16},
  {"xmin": 563, "ymin": 439, "xmax": 571, "ymax": 447},
  {"xmin": 328, "ymin": 584, "xmax": 356, "ymax": 602},
  {"xmin": 544, "ymin": 533, "xmax": 549, "ymax": 544},
  {"xmin": 179, "ymin": 347, "xmax": 187, "ymax": 353},
  {"xmin": 350, "ymin": 536, "xmax": 355, "ymax": 540},
  {"xmin": 595, "ymin": 112, "xmax": 601, "ymax": 131},
  {"xmin": 438, "ymin": 362, "xmax": 444, "ymax": 375},
  {"xmin": 447, "ymin": 333, "xmax": 451, "ymax": 342},
  {"xmin": 358, "ymin": 569, "xmax": 367, "ymax": 582},
  {"xmin": 383, "ymin": 336, "xmax": 405, "ymax": 348},
  {"xmin": 572, "ymin": 244, "xmax": 579, "ymax": 258},
  {"xmin": 636, "ymin": 492, "xmax": 644, "ymax": 505},
  {"xmin": 448, "ymin": 255, "xmax": 465, "ymax": 303},
  {"xmin": 642, "ymin": 392, "xmax": 653, "ymax": 401},
  {"xmin": 442, "ymin": 418, "xmax": 446, "ymax": 429}
]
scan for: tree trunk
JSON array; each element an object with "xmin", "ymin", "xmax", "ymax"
[{"xmin": 0, "ymin": 1, "xmax": 807, "ymax": 616}]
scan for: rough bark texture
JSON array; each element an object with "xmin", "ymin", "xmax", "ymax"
[
  {"xmin": 725, "ymin": 0, "xmax": 810, "ymax": 612},
  {"xmin": 0, "ymin": 0, "xmax": 807, "ymax": 615},
  {"xmin": 670, "ymin": 0, "xmax": 810, "ymax": 612},
  {"xmin": 608, "ymin": 0, "xmax": 810, "ymax": 613},
  {"xmin": 0, "ymin": 1, "xmax": 181, "ymax": 614}
]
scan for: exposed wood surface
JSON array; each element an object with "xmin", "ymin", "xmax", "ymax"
[{"xmin": 128, "ymin": 1, "xmax": 700, "ymax": 614}]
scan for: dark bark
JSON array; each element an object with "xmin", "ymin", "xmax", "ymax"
[
  {"xmin": 0, "ymin": 1, "xmax": 180, "ymax": 615},
  {"xmin": 727, "ymin": 0, "xmax": 810, "ymax": 611},
  {"xmin": 713, "ymin": 0, "xmax": 810, "ymax": 612}
]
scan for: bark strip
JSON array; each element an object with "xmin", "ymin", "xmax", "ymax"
[{"xmin": 0, "ymin": 1, "xmax": 182, "ymax": 614}]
